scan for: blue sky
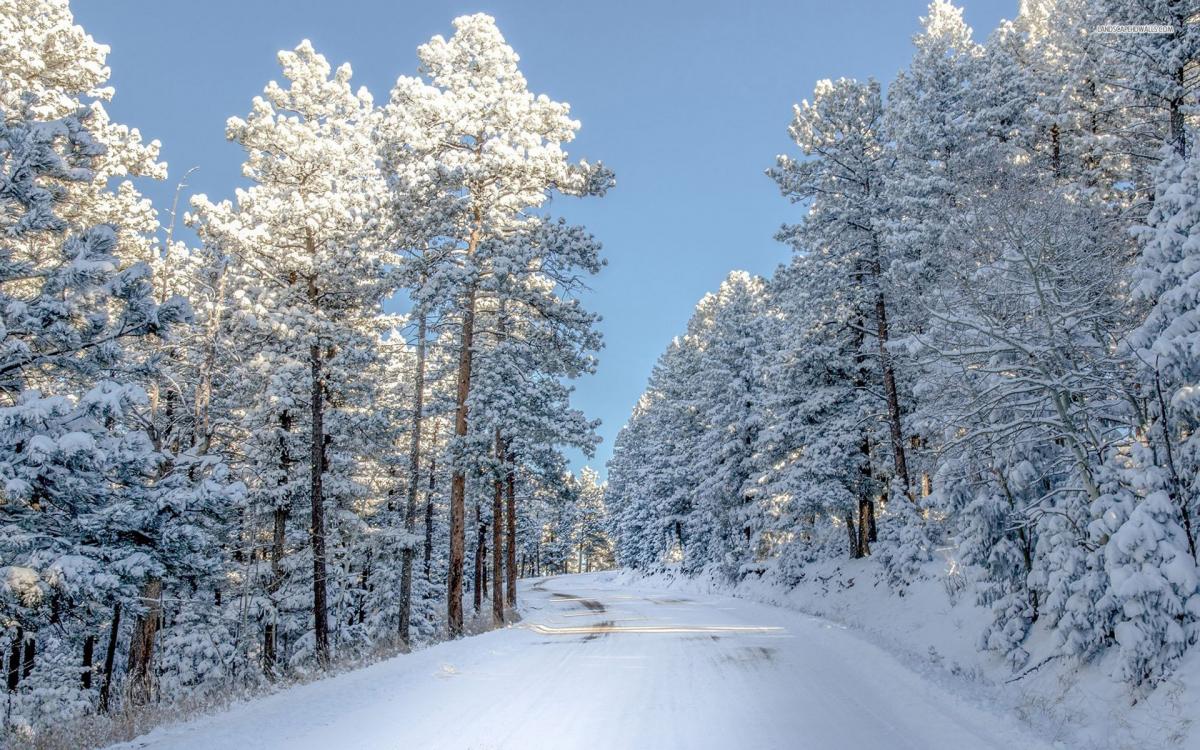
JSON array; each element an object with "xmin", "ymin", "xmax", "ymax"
[{"xmin": 74, "ymin": 0, "xmax": 1016, "ymax": 477}]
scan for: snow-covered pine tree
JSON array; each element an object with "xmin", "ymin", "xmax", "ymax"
[
  {"xmin": 1130, "ymin": 150, "xmax": 1200, "ymax": 564},
  {"xmin": 755, "ymin": 256, "xmax": 877, "ymax": 570},
  {"xmin": 679, "ymin": 272, "xmax": 769, "ymax": 575},
  {"xmin": 574, "ymin": 468, "xmax": 614, "ymax": 573},
  {"xmin": 189, "ymin": 40, "xmax": 392, "ymax": 668},
  {"xmin": 606, "ymin": 335, "xmax": 708, "ymax": 571},
  {"xmin": 606, "ymin": 390, "xmax": 676, "ymax": 570},
  {"xmin": 769, "ymin": 77, "xmax": 912, "ymax": 521},
  {"xmin": 0, "ymin": 75, "xmax": 205, "ymax": 725},
  {"xmin": 604, "ymin": 0, "xmax": 1200, "ymax": 695},
  {"xmin": 875, "ymin": 1, "xmax": 996, "ymax": 591},
  {"xmin": 379, "ymin": 14, "xmax": 611, "ymax": 636},
  {"xmin": 1093, "ymin": 0, "xmax": 1200, "ymax": 159}
]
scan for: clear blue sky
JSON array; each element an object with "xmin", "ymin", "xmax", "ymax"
[{"xmin": 74, "ymin": 0, "xmax": 1016, "ymax": 477}]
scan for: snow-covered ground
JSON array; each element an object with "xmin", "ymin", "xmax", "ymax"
[
  {"xmin": 615, "ymin": 561, "xmax": 1200, "ymax": 750},
  {"xmin": 111, "ymin": 572, "xmax": 1063, "ymax": 750}
]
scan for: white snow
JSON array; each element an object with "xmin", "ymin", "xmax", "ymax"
[
  {"xmin": 110, "ymin": 572, "xmax": 1060, "ymax": 750},
  {"xmin": 618, "ymin": 560, "xmax": 1200, "ymax": 750}
]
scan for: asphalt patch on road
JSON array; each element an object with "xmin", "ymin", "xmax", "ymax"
[
  {"xmin": 550, "ymin": 592, "xmax": 606, "ymax": 612},
  {"xmin": 718, "ymin": 646, "xmax": 777, "ymax": 670},
  {"xmin": 582, "ymin": 620, "xmax": 614, "ymax": 642}
]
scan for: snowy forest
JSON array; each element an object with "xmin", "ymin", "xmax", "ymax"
[
  {"xmin": 2, "ymin": 2, "xmax": 614, "ymax": 742},
  {"xmin": 5, "ymin": 0, "xmax": 1200, "ymax": 747},
  {"xmin": 607, "ymin": 0, "xmax": 1200, "ymax": 702}
]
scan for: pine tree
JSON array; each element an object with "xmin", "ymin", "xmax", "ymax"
[
  {"xmin": 379, "ymin": 14, "xmax": 610, "ymax": 636},
  {"xmin": 770, "ymin": 77, "xmax": 912, "ymax": 503},
  {"xmin": 1130, "ymin": 150, "xmax": 1200, "ymax": 562},
  {"xmin": 0, "ymin": 91, "xmax": 207, "ymax": 719},
  {"xmin": 685, "ymin": 272, "xmax": 768, "ymax": 574},
  {"xmin": 189, "ymin": 40, "xmax": 390, "ymax": 667}
]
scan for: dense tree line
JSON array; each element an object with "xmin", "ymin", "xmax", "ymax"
[
  {"xmin": 0, "ymin": 2, "xmax": 612, "ymax": 738},
  {"xmin": 606, "ymin": 0, "xmax": 1200, "ymax": 690}
]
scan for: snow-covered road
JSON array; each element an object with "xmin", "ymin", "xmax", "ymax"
[{"xmin": 114, "ymin": 572, "xmax": 1053, "ymax": 750}]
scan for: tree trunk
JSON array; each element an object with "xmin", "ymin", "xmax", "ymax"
[
  {"xmin": 448, "ymin": 284, "xmax": 478, "ymax": 637},
  {"xmin": 81, "ymin": 634, "xmax": 95, "ymax": 690},
  {"xmin": 856, "ymin": 428, "xmax": 874, "ymax": 555},
  {"xmin": 399, "ymin": 312, "xmax": 428, "ymax": 644},
  {"xmin": 448, "ymin": 209, "xmax": 483, "ymax": 637},
  {"xmin": 309, "ymin": 343, "xmax": 330, "ymax": 668},
  {"xmin": 264, "ymin": 504, "xmax": 288, "ymax": 677},
  {"xmin": 358, "ymin": 558, "xmax": 370, "ymax": 626},
  {"xmin": 424, "ymin": 448, "xmax": 437, "ymax": 579},
  {"xmin": 127, "ymin": 577, "xmax": 163, "ymax": 706},
  {"xmin": 1172, "ymin": 64, "xmax": 1187, "ymax": 158},
  {"xmin": 873, "ymin": 286, "xmax": 911, "ymax": 497},
  {"xmin": 492, "ymin": 431, "xmax": 505, "ymax": 626},
  {"xmin": 473, "ymin": 496, "xmax": 485, "ymax": 613},
  {"xmin": 858, "ymin": 499, "xmax": 874, "ymax": 556},
  {"xmin": 265, "ymin": 410, "xmax": 292, "ymax": 678},
  {"xmin": 98, "ymin": 602, "xmax": 121, "ymax": 713},
  {"xmin": 6, "ymin": 627, "xmax": 21, "ymax": 691},
  {"xmin": 845, "ymin": 512, "xmax": 861, "ymax": 559},
  {"xmin": 1050, "ymin": 122, "xmax": 1062, "ymax": 178},
  {"xmin": 505, "ymin": 451, "xmax": 517, "ymax": 607},
  {"xmin": 21, "ymin": 636, "xmax": 34, "ymax": 679}
]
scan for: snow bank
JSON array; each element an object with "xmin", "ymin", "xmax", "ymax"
[{"xmin": 614, "ymin": 559, "xmax": 1199, "ymax": 750}]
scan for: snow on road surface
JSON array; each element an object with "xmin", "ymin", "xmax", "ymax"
[{"xmin": 113, "ymin": 572, "xmax": 1055, "ymax": 750}]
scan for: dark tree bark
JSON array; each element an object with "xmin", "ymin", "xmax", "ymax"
[
  {"xmin": 505, "ymin": 451, "xmax": 517, "ymax": 608},
  {"xmin": 6, "ymin": 627, "xmax": 21, "ymax": 691},
  {"xmin": 857, "ymin": 499, "xmax": 874, "ymax": 556},
  {"xmin": 98, "ymin": 602, "xmax": 121, "ymax": 713},
  {"xmin": 21, "ymin": 636, "xmax": 34, "ymax": 679},
  {"xmin": 1050, "ymin": 122, "xmax": 1062, "ymax": 178},
  {"xmin": 309, "ymin": 342, "xmax": 330, "ymax": 667},
  {"xmin": 845, "ymin": 512, "xmax": 862, "ymax": 559},
  {"xmin": 399, "ymin": 312, "xmax": 428, "ymax": 644},
  {"xmin": 492, "ymin": 432, "xmax": 505, "ymax": 625},
  {"xmin": 357, "ymin": 558, "xmax": 370, "ymax": 626},
  {"xmin": 473, "ymin": 495, "xmax": 486, "ymax": 613},
  {"xmin": 448, "ymin": 207, "xmax": 484, "ymax": 637},
  {"xmin": 81, "ymin": 634, "xmax": 95, "ymax": 689},
  {"xmin": 424, "ymin": 447, "xmax": 437, "ymax": 578},
  {"xmin": 302, "ymin": 228, "xmax": 331, "ymax": 668},
  {"xmin": 262, "ymin": 622, "xmax": 277, "ymax": 679},
  {"xmin": 448, "ymin": 284, "xmax": 478, "ymax": 637},
  {"xmin": 265, "ymin": 410, "xmax": 292, "ymax": 678},
  {"xmin": 127, "ymin": 577, "xmax": 163, "ymax": 705},
  {"xmin": 855, "ymin": 323, "xmax": 878, "ymax": 554},
  {"xmin": 1172, "ymin": 64, "xmax": 1187, "ymax": 158},
  {"xmin": 873, "ymin": 286, "xmax": 911, "ymax": 497}
]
